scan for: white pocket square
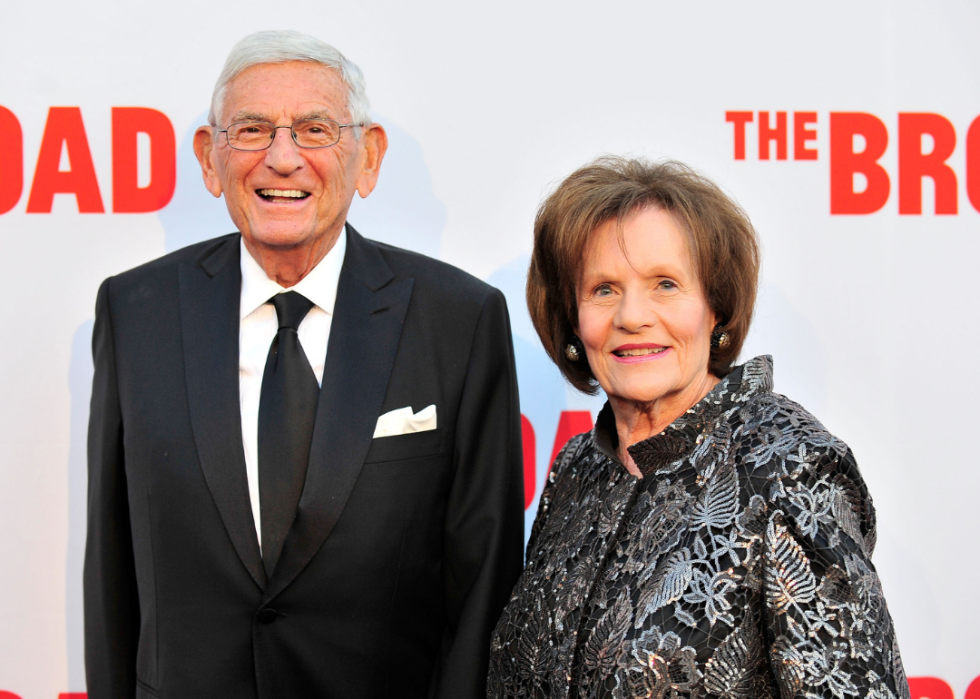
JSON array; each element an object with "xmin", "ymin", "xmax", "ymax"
[{"xmin": 372, "ymin": 404, "xmax": 437, "ymax": 438}]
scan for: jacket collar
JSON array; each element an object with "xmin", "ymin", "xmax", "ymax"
[
  {"xmin": 180, "ymin": 235, "xmax": 268, "ymax": 589},
  {"xmin": 592, "ymin": 356, "xmax": 774, "ymax": 477}
]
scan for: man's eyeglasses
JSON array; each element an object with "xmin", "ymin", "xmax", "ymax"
[{"xmin": 217, "ymin": 119, "xmax": 360, "ymax": 151}]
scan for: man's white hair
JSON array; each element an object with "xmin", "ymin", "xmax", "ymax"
[{"xmin": 209, "ymin": 30, "xmax": 371, "ymax": 138}]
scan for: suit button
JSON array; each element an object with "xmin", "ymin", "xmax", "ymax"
[{"xmin": 256, "ymin": 609, "xmax": 279, "ymax": 624}]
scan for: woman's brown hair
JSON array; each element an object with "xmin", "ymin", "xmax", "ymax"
[{"xmin": 527, "ymin": 157, "xmax": 760, "ymax": 394}]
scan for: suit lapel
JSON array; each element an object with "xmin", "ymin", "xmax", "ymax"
[
  {"xmin": 263, "ymin": 225, "xmax": 413, "ymax": 603},
  {"xmin": 179, "ymin": 236, "xmax": 267, "ymax": 590}
]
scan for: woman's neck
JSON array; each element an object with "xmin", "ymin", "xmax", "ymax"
[{"xmin": 611, "ymin": 372, "xmax": 719, "ymax": 478}]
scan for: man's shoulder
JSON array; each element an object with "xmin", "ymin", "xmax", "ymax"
[
  {"xmin": 366, "ymin": 237, "xmax": 501, "ymax": 309},
  {"xmin": 106, "ymin": 233, "xmax": 239, "ymax": 292}
]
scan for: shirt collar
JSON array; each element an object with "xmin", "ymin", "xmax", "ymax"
[{"xmin": 239, "ymin": 228, "xmax": 347, "ymax": 319}]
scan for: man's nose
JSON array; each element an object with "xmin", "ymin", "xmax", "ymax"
[{"xmin": 264, "ymin": 126, "xmax": 304, "ymax": 174}]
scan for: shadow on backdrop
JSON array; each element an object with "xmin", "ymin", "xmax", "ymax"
[
  {"xmin": 740, "ymin": 283, "xmax": 828, "ymax": 417},
  {"xmin": 347, "ymin": 116, "xmax": 444, "ymax": 258},
  {"xmin": 66, "ymin": 320, "xmax": 93, "ymax": 691},
  {"xmin": 486, "ymin": 256, "xmax": 606, "ymax": 538},
  {"xmin": 159, "ymin": 112, "xmax": 236, "ymax": 253}
]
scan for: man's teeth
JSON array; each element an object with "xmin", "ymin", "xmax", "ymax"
[
  {"xmin": 258, "ymin": 189, "xmax": 309, "ymax": 198},
  {"xmin": 615, "ymin": 347, "xmax": 667, "ymax": 357}
]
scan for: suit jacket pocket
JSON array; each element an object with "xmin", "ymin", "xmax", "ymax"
[
  {"xmin": 364, "ymin": 427, "xmax": 448, "ymax": 464},
  {"xmin": 136, "ymin": 677, "xmax": 161, "ymax": 698}
]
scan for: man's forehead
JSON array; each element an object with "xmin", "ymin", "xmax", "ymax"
[{"xmin": 220, "ymin": 62, "xmax": 348, "ymax": 122}]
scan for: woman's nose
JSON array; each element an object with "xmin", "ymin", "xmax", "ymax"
[{"xmin": 615, "ymin": 291, "xmax": 654, "ymax": 332}]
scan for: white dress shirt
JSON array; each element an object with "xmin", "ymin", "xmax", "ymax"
[{"xmin": 238, "ymin": 232, "xmax": 346, "ymax": 549}]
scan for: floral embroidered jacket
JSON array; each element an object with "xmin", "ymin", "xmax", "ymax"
[{"xmin": 488, "ymin": 357, "xmax": 908, "ymax": 699}]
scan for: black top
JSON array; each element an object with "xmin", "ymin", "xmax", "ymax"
[{"xmin": 489, "ymin": 356, "xmax": 909, "ymax": 699}]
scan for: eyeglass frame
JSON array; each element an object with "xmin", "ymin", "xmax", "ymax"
[{"xmin": 214, "ymin": 118, "xmax": 363, "ymax": 151}]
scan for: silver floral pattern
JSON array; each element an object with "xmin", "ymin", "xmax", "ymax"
[{"xmin": 488, "ymin": 356, "xmax": 908, "ymax": 699}]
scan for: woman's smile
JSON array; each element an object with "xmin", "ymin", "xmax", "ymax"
[{"xmin": 611, "ymin": 344, "xmax": 670, "ymax": 362}]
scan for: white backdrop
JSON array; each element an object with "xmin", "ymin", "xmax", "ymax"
[{"xmin": 0, "ymin": 2, "xmax": 978, "ymax": 697}]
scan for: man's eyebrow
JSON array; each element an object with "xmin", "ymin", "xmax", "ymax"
[
  {"xmin": 228, "ymin": 111, "xmax": 269, "ymax": 123},
  {"xmin": 295, "ymin": 111, "xmax": 337, "ymax": 121},
  {"xmin": 226, "ymin": 110, "xmax": 340, "ymax": 123}
]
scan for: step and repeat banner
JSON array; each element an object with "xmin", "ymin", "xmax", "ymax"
[{"xmin": 0, "ymin": 1, "xmax": 978, "ymax": 697}]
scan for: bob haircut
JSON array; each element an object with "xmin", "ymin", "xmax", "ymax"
[
  {"xmin": 527, "ymin": 157, "xmax": 760, "ymax": 395},
  {"xmin": 208, "ymin": 30, "xmax": 371, "ymax": 139}
]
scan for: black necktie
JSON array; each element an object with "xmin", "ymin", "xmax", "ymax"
[{"xmin": 258, "ymin": 291, "xmax": 320, "ymax": 578}]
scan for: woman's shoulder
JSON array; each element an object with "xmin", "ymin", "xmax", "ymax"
[
  {"xmin": 744, "ymin": 390, "xmax": 841, "ymax": 440},
  {"xmin": 720, "ymin": 358, "xmax": 878, "ymax": 552},
  {"xmin": 723, "ymin": 357, "xmax": 850, "ymax": 463}
]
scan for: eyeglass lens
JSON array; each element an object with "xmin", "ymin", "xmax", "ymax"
[{"xmin": 226, "ymin": 119, "xmax": 342, "ymax": 150}]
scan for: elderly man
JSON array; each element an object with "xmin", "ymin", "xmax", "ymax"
[{"xmin": 84, "ymin": 30, "xmax": 524, "ymax": 699}]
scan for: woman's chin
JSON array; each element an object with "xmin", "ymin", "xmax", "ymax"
[{"xmin": 605, "ymin": 381, "xmax": 673, "ymax": 407}]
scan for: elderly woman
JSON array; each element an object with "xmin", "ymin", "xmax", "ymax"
[{"xmin": 488, "ymin": 158, "xmax": 908, "ymax": 699}]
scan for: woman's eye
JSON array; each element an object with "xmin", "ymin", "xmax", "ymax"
[
  {"xmin": 594, "ymin": 284, "xmax": 613, "ymax": 297},
  {"xmin": 658, "ymin": 280, "xmax": 677, "ymax": 290}
]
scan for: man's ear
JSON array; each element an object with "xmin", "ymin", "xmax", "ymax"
[
  {"xmin": 193, "ymin": 126, "xmax": 224, "ymax": 198},
  {"xmin": 354, "ymin": 123, "xmax": 388, "ymax": 199}
]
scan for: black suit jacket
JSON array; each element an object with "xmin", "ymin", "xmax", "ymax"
[{"xmin": 84, "ymin": 225, "xmax": 524, "ymax": 699}]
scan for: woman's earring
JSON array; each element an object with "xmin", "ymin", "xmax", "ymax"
[
  {"xmin": 710, "ymin": 329, "xmax": 731, "ymax": 350},
  {"xmin": 565, "ymin": 343, "xmax": 581, "ymax": 361}
]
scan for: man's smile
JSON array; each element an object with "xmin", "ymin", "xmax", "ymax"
[{"xmin": 257, "ymin": 188, "xmax": 312, "ymax": 202}]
